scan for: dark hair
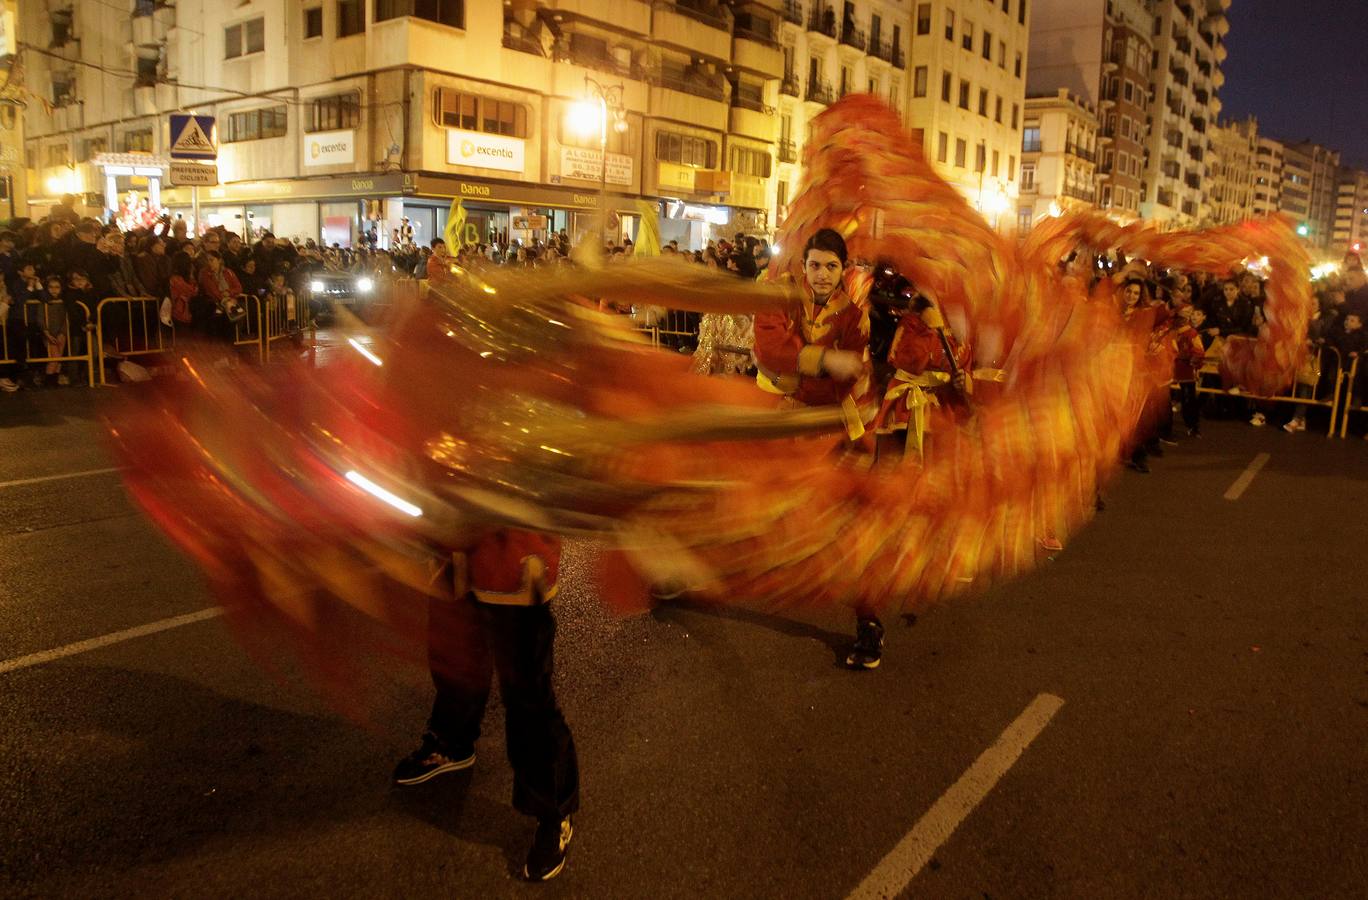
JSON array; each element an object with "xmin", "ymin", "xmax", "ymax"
[
  {"xmin": 45, "ymin": 274, "xmax": 63, "ymax": 285},
  {"xmin": 803, "ymin": 228, "xmax": 847, "ymax": 265},
  {"xmin": 732, "ymin": 253, "xmax": 758, "ymax": 279},
  {"xmin": 67, "ymin": 268, "xmax": 89, "ymax": 281},
  {"xmin": 170, "ymin": 251, "xmax": 195, "ymax": 281},
  {"xmin": 430, "ymin": 238, "xmax": 445, "ymax": 248}
]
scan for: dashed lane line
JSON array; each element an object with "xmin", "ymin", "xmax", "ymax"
[
  {"xmin": 0, "ymin": 467, "xmax": 123, "ymax": 490},
  {"xmin": 1223, "ymin": 452, "xmax": 1271, "ymax": 501},
  {"xmin": 845, "ymin": 693, "xmax": 1066, "ymax": 900},
  {"xmin": 0, "ymin": 608, "xmax": 224, "ymax": 675}
]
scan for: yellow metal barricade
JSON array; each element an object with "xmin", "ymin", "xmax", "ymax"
[
  {"xmin": 2, "ymin": 300, "xmax": 97, "ymax": 387},
  {"xmin": 261, "ymin": 291, "xmax": 318, "ymax": 362},
  {"xmin": 1337, "ymin": 355, "xmax": 1365, "ymax": 439},
  {"xmin": 229, "ymin": 294, "xmax": 265, "ymax": 363},
  {"xmin": 1195, "ymin": 344, "xmax": 1344, "ymax": 437},
  {"xmin": 96, "ymin": 296, "xmax": 174, "ymax": 386}
]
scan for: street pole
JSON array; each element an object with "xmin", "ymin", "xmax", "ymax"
[
  {"xmin": 191, "ymin": 185, "xmax": 199, "ymax": 237},
  {"xmin": 599, "ymin": 92, "xmax": 608, "ymax": 245}
]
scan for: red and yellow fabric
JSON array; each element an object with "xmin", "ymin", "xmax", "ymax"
[
  {"xmin": 753, "ymin": 279, "xmax": 874, "ymax": 420},
  {"xmin": 454, "ymin": 529, "xmax": 561, "ymax": 607},
  {"xmin": 1169, "ymin": 323, "xmax": 1206, "ymax": 383},
  {"xmin": 874, "ymin": 311, "xmax": 972, "ymax": 455}
]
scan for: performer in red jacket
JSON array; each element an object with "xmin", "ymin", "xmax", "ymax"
[
  {"xmin": 394, "ymin": 261, "xmax": 578, "ymax": 883},
  {"xmin": 753, "ymin": 229, "xmax": 887, "ymax": 670},
  {"xmin": 874, "ymin": 297, "xmax": 972, "ymax": 461}
]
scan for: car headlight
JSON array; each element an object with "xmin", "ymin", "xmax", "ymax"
[
  {"xmin": 356, "ymin": 277, "xmax": 374, "ymax": 293},
  {"xmin": 310, "ymin": 280, "xmax": 325, "ymax": 292}
]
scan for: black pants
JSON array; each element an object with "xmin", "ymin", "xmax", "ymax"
[
  {"xmin": 1178, "ymin": 381, "xmax": 1200, "ymax": 432},
  {"xmin": 427, "ymin": 593, "xmax": 579, "ymax": 822}
]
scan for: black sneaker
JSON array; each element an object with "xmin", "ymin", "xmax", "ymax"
[
  {"xmin": 392, "ymin": 732, "xmax": 474, "ymax": 786},
  {"xmin": 845, "ymin": 617, "xmax": 885, "ymax": 670},
  {"xmin": 523, "ymin": 816, "xmax": 574, "ymax": 882}
]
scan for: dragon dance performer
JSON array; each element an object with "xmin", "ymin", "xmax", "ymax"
[
  {"xmin": 873, "ymin": 296, "xmax": 973, "ymax": 462},
  {"xmin": 392, "ymin": 267, "xmax": 579, "ymax": 884},
  {"xmin": 752, "ymin": 228, "xmax": 887, "ymax": 669}
]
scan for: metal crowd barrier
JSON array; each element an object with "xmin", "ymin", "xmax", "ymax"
[
  {"xmin": 0, "ymin": 299, "xmax": 96, "ymax": 387},
  {"xmin": 632, "ymin": 308, "xmax": 700, "ymax": 351},
  {"xmin": 261, "ymin": 291, "xmax": 318, "ymax": 363},
  {"xmin": 1337, "ymin": 356, "xmax": 1365, "ymax": 439},
  {"xmin": 96, "ymin": 296, "xmax": 174, "ymax": 386},
  {"xmin": 1195, "ymin": 344, "xmax": 1345, "ymax": 437}
]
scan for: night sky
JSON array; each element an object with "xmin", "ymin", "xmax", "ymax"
[{"xmin": 1218, "ymin": 0, "xmax": 1368, "ymax": 168}]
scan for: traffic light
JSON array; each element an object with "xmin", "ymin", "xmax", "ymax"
[{"xmin": 1296, "ymin": 222, "xmax": 1309, "ymax": 237}]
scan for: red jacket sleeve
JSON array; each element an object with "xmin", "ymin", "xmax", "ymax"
[
  {"xmin": 888, "ymin": 316, "xmax": 939, "ymax": 373},
  {"xmin": 753, "ymin": 308, "xmax": 805, "ymax": 376}
]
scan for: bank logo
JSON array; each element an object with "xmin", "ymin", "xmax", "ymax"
[{"xmin": 461, "ymin": 139, "xmax": 476, "ymax": 158}]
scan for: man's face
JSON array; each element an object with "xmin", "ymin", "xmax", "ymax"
[
  {"xmin": 804, "ymin": 248, "xmax": 842, "ymax": 300},
  {"xmin": 263, "ymin": 236, "xmax": 275, "ymax": 250},
  {"xmin": 1240, "ymin": 274, "xmax": 1260, "ymax": 297},
  {"xmin": 1190, "ymin": 309, "xmax": 1206, "ymax": 329},
  {"xmin": 19, "ymin": 264, "xmax": 35, "ymax": 280},
  {"xmin": 1223, "ymin": 282, "xmax": 1240, "ymax": 302}
]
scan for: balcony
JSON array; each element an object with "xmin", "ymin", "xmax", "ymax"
[
  {"xmin": 1189, "ymin": 115, "xmax": 1206, "ymax": 133},
  {"xmin": 839, "ymin": 22, "xmax": 865, "ymax": 51},
  {"xmin": 782, "ymin": 0, "xmax": 803, "ymax": 26},
  {"xmin": 1170, "ymin": 67, "xmax": 1188, "ymax": 86},
  {"xmin": 656, "ymin": 68, "xmax": 725, "ymax": 101},
  {"xmin": 1185, "ymin": 174, "xmax": 1201, "ymax": 190},
  {"xmin": 1157, "ymin": 189, "xmax": 1176, "ymax": 207},
  {"xmin": 729, "ymin": 104, "xmax": 776, "ymax": 141},
  {"xmin": 1063, "ymin": 185, "xmax": 1095, "ymax": 202},
  {"xmin": 778, "ymin": 139, "xmax": 797, "ymax": 163},
  {"xmin": 503, "ymin": 31, "xmax": 544, "ymax": 56},
  {"xmin": 1194, "ymin": 88, "xmax": 1209, "ymax": 104},
  {"xmin": 780, "ymin": 71, "xmax": 800, "ymax": 96},
  {"xmin": 733, "ymin": 27, "xmax": 784, "ymax": 78},
  {"xmin": 1068, "ymin": 144, "xmax": 1096, "ymax": 162},
  {"xmin": 805, "ymin": 79, "xmax": 834, "ymax": 105},
  {"xmin": 892, "ymin": 47, "xmax": 904, "ymax": 69},
  {"xmin": 807, "ymin": 5, "xmax": 836, "ymax": 39},
  {"xmin": 869, "ymin": 38, "xmax": 893, "ymax": 64},
  {"xmin": 552, "ymin": 44, "xmax": 647, "ymax": 83},
  {"xmin": 669, "ymin": 0, "xmax": 730, "ymax": 30},
  {"xmin": 652, "ymin": 2, "xmax": 732, "ymax": 59}
]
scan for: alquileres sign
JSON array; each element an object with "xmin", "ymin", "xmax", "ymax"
[
  {"xmin": 447, "ymin": 129, "xmax": 525, "ymax": 173},
  {"xmin": 304, "ymin": 130, "xmax": 355, "ymax": 168}
]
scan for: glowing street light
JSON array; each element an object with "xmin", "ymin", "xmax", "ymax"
[{"xmin": 573, "ymin": 76, "xmax": 627, "ymax": 245}]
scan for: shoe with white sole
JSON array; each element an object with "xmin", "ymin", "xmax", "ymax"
[
  {"xmin": 524, "ymin": 816, "xmax": 574, "ymax": 882},
  {"xmin": 392, "ymin": 732, "xmax": 474, "ymax": 785}
]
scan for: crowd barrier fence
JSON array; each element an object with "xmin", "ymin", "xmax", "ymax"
[
  {"xmin": 1195, "ymin": 345, "xmax": 1345, "ymax": 437},
  {"xmin": 0, "ymin": 299, "xmax": 96, "ymax": 387},
  {"xmin": 1337, "ymin": 357, "xmax": 1365, "ymax": 439},
  {"xmin": 96, "ymin": 296, "xmax": 174, "ymax": 386}
]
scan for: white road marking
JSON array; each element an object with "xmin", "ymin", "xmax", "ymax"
[
  {"xmin": 1223, "ymin": 452, "xmax": 1271, "ymax": 501},
  {"xmin": 845, "ymin": 693, "xmax": 1066, "ymax": 900},
  {"xmin": 0, "ymin": 608, "xmax": 224, "ymax": 675},
  {"xmin": 0, "ymin": 467, "xmax": 122, "ymax": 490}
]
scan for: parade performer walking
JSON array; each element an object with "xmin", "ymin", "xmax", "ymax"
[
  {"xmin": 752, "ymin": 228, "xmax": 885, "ymax": 669},
  {"xmin": 873, "ymin": 295, "xmax": 972, "ymax": 462}
]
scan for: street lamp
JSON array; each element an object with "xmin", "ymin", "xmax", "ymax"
[{"xmin": 569, "ymin": 76, "xmax": 627, "ymax": 246}]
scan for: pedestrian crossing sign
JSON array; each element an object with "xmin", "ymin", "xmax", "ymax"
[{"xmin": 169, "ymin": 114, "xmax": 217, "ymax": 160}]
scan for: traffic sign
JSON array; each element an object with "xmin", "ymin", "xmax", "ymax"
[
  {"xmin": 169, "ymin": 114, "xmax": 217, "ymax": 160},
  {"xmin": 169, "ymin": 161, "xmax": 218, "ymax": 186}
]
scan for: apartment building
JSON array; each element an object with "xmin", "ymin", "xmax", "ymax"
[
  {"xmin": 1139, "ymin": 0, "xmax": 1230, "ymax": 228},
  {"xmin": 1016, "ymin": 88, "xmax": 1098, "ymax": 230},
  {"xmin": 1251, "ymin": 135, "xmax": 1281, "ymax": 218},
  {"xmin": 905, "ymin": 0, "xmax": 1030, "ymax": 228},
  {"xmin": 0, "ymin": 0, "xmax": 22, "ymax": 220},
  {"xmin": 1281, "ymin": 140, "xmax": 1339, "ymax": 253},
  {"xmin": 20, "ymin": 0, "xmax": 798, "ymax": 249},
  {"xmin": 1027, "ymin": 0, "xmax": 1155, "ymax": 222},
  {"xmin": 1206, "ymin": 115, "xmax": 1255, "ymax": 225},
  {"xmin": 1333, "ymin": 167, "xmax": 1368, "ymax": 257},
  {"xmin": 773, "ymin": 1, "xmax": 907, "ymax": 229}
]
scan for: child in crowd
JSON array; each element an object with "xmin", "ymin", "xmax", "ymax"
[
  {"xmin": 1171, "ymin": 306, "xmax": 1207, "ymax": 437},
  {"xmin": 38, "ymin": 275, "xmax": 69, "ymax": 385}
]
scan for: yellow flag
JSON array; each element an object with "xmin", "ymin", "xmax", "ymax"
[
  {"xmin": 444, "ymin": 198, "xmax": 466, "ymax": 249},
  {"xmin": 634, "ymin": 199, "xmax": 660, "ymax": 257}
]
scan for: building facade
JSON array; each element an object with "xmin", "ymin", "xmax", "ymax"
[
  {"xmin": 1251, "ymin": 134, "xmax": 1282, "ymax": 218},
  {"xmin": 905, "ymin": 0, "xmax": 1030, "ymax": 228},
  {"xmin": 1280, "ymin": 140, "xmax": 1339, "ymax": 253},
  {"xmin": 1139, "ymin": 0, "xmax": 1230, "ymax": 228},
  {"xmin": 774, "ymin": 0, "xmax": 909, "ymax": 232},
  {"xmin": 1333, "ymin": 167, "xmax": 1368, "ymax": 258},
  {"xmin": 0, "ymin": 0, "xmax": 24, "ymax": 220},
  {"xmin": 1026, "ymin": 0, "xmax": 1155, "ymax": 222},
  {"xmin": 1206, "ymin": 115, "xmax": 1255, "ymax": 225},
  {"xmin": 19, "ymin": 0, "xmax": 811, "ymax": 249},
  {"xmin": 1017, "ymin": 88, "xmax": 1098, "ymax": 230}
]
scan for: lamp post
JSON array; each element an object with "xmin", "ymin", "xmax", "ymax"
[{"xmin": 570, "ymin": 76, "xmax": 626, "ymax": 247}]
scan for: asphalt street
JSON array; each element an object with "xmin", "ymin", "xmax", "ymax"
[{"xmin": 2, "ymin": 386, "xmax": 1366, "ymax": 899}]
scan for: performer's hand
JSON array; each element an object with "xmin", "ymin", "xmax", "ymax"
[
  {"xmin": 952, "ymin": 371, "xmax": 968, "ymax": 392},
  {"xmin": 822, "ymin": 350, "xmax": 863, "ymax": 381}
]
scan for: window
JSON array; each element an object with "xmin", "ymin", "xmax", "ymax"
[
  {"xmin": 937, "ymin": 131, "xmax": 949, "ymax": 163},
  {"xmin": 308, "ymin": 92, "xmax": 361, "ymax": 132},
  {"xmin": 1022, "ymin": 126, "xmax": 1041, "ymax": 152},
  {"xmin": 992, "ymin": 150, "xmax": 1000, "ymax": 177},
  {"xmin": 998, "ymin": 40, "xmax": 1006, "ymax": 68},
  {"xmin": 975, "ymin": 142, "xmax": 986, "ymax": 173},
  {"xmin": 122, "ymin": 129, "xmax": 153, "ymax": 153},
  {"xmin": 914, "ymin": 66, "xmax": 928, "ymax": 98},
  {"xmin": 962, "ymin": 21, "xmax": 974, "ymax": 51},
  {"xmin": 958, "ymin": 79, "xmax": 970, "ymax": 110},
  {"xmin": 44, "ymin": 144, "xmax": 70, "ymax": 167},
  {"xmin": 1020, "ymin": 162, "xmax": 1036, "ymax": 190},
  {"xmin": 729, "ymin": 146, "xmax": 772, "ymax": 178},
  {"xmin": 305, "ymin": 7, "xmax": 324, "ymax": 38},
  {"xmin": 135, "ymin": 53, "xmax": 159, "ymax": 87},
  {"xmin": 225, "ymin": 17, "xmax": 265, "ymax": 58},
  {"xmin": 77, "ymin": 137, "xmax": 107, "ymax": 163},
  {"xmin": 1018, "ymin": 206, "xmax": 1033, "ymax": 232},
  {"xmin": 656, "ymin": 131, "xmax": 716, "ymax": 168},
  {"xmin": 777, "ymin": 179, "xmax": 788, "ymax": 212},
  {"xmin": 1008, "ymin": 154, "xmax": 1015, "ymax": 179},
  {"xmin": 994, "ymin": 95, "xmax": 1003, "ymax": 123},
  {"xmin": 1123, "ymin": 80, "xmax": 1133, "ymax": 102},
  {"xmin": 941, "ymin": 71, "xmax": 952, "ymax": 102},
  {"xmin": 1011, "ymin": 103, "xmax": 1019, "ymax": 130},
  {"xmin": 916, "ymin": 3, "xmax": 931, "ymax": 35},
  {"xmin": 433, "ymin": 89, "xmax": 529, "ymax": 138},
  {"xmin": 982, "ymin": 30, "xmax": 992, "ymax": 60},
  {"xmin": 955, "ymin": 138, "xmax": 967, "ymax": 168},
  {"xmin": 978, "ymin": 89, "xmax": 988, "ymax": 116},
  {"xmin": 1003, "ymin": 0, "xmax": 1010, "ymax": 12},
  {"xmin": 338, "ymin": 0, "xmax": 365, "ymax": 37},
  {"xmin": 1018, "ymin": 0, "xmax": 1027, "ymax": 25},
  {"xmin": 225, "ymin": 105, "xmax": 288, "ymax": 143},
  {"xmin": 375, "ymin": 0, "xmax": 465, "ymax": 28},
  {"xmin": 945, "ymin": 10, "xmax": 955, "ymax": 41},
  {"xmin": 889, "ymin": 79, "xmax": 901, "ymax": 110},
  {"xmin": 1015, "ymin": 52, "xmax": 1022, "ymax": 78}
]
